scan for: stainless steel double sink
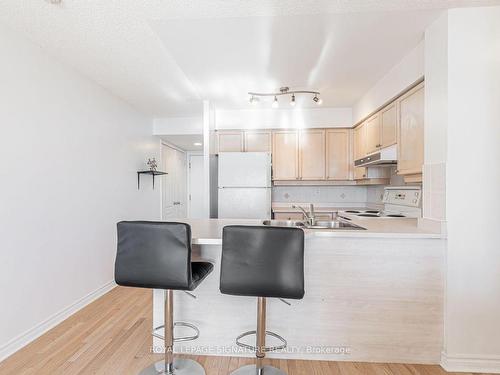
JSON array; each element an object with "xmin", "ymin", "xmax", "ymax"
[{"xmin": 262, "ymin": 219, "xmax": 366, "ymax": 230}]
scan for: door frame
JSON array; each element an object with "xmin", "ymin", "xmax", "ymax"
[
  {"xmin": 160, "ymin": 141, "xmax": 187, "ymax": 220},
  {"xmin": 186, "ymin": 151, "xmax": 203, "ymax": 218}
]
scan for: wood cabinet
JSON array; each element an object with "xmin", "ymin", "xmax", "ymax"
[
  {"xmin": 217, "ymin": 131, "xmax": 243, "ymax": 152},
  {"xmin": 354, "ymin": 167, "xmax": 367, "ymax": 180},
  {"xmin": 272, "ymin": 131, "xmax": 299, "ymax": 180},
  {"xmin": 353, "ymin": 124, "xmax": 366, "ymax": 160},
  {"xmin": 380, "ymin": 103, "xmax": 397, "ymax": 148},
  {"xmin": 217, "ymin": 130, "xmax": 272, "ymax": 152},
  {"xmin": 299, "ymin": 129, "xmax": 325, "ymax": 180},
  {"xmin": 244, "ymin": 131, "xmax": 271, "ymax": 152},
  {"xmin": 364, "ymin": 114, "xmax": 381, "ymax": 154},
  {"xmin": 397, "ymin": 83, "xmax": 424, "ymax": 175},
  {"xmin": 326, "ymin": 129, "xmax": 350, "ymax": 180},
  {"xmin": 356, "ymin": 103, "xmax": 397, "ymax": 158}
]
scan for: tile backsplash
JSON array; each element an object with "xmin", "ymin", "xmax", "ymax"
[{"xmin": 272, "ymin": 186, "xmax": 368, "ymax": 205}]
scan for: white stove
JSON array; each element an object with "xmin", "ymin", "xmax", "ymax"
[{"xmin": 340, "ymin": 186, "xmax": 422, "ymax": 219}]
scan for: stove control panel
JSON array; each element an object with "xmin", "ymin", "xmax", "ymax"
[{"xmin": 382, "ymin": 188, "xmax": 421, "ymax": 207}]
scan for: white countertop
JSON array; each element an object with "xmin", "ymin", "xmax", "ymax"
[{"xmin": 174, "ymin": 217, "xmax": 443, "ymax": 244}]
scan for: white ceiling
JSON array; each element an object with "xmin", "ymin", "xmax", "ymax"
[
  {"xmin": 1, "ymin": 1, "xmax": 499, "ymax": 117},
  {"xmin": 160, "ymin": 134, "xmax": 203, "ymax": 151}
]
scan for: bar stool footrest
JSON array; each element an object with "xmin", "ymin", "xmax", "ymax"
[
  {"xmin": 235, "ymin": 330, "xmax": 287, "ymax": 352},
  {"xmin": 152, "ymin": 321, "xmax": 200, "ymax": 342}
]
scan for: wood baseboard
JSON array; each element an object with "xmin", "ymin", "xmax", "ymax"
[
  {"xmin": 0, "ymin": 280, "xmax": 117, "ymax": 362},
  {"xmin": 441, "ymin": 351, "xmax": 500, "ymax": 373}
]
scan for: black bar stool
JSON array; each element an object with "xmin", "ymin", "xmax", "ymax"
[
  {"xmin": 220, "ymin": 225, "xmax": 305, "ymax": 375},
  {"xmin": 115, "ymin": 221, "xmax": 214, "ymax": 375}
]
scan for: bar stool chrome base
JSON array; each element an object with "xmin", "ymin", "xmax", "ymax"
[
  {"xmin": 230, "ymin": 364, "xmax": 286, "ymax": 375},
  {"xmin": 139, "ymin": 358, "xmax": 205, "ymax": 375}
]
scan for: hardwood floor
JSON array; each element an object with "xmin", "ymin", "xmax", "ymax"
[{"xmin": 0, "ymin": 287, "xmax": 492, "ymax": 375}]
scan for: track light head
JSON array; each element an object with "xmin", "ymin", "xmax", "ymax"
[
  {"xmin": 272, "ymin": 96, "xmax": 279, "ymax": 108},
  {"xmin": 249, "ymin": 95, "xmax": 259, "ymax": 105},
  {"xmin": 313, "ymin": 95, "xmax": 323, "ymax": 105},
  {"xmin": 290, "ymin": 94, "xmax": 296, "ymax": 107}
]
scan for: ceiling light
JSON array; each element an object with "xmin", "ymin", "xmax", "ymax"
[
  {"xmin": 248, "ymin": 87, "xmax": 320, "ymax": 108},
  {"xmin": 193, "ymin": 142, "xmax": 202, "ymax": 146},
  {"xmin": 249, "ymin": 95, "xmax": 259, "ymax": 105}
]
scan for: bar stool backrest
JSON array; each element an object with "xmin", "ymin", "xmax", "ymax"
[
  {"xmin": 220, "ymin": 225, "xmax": 305, "ymax": 300},
  {"xmin": 115, "ymin": 221, "xmax": 192, "ymax": 290}
]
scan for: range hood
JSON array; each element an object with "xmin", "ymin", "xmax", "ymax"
[{"xmin": 354, "ymin": 145, "xmax": 397, "ymax": 167}]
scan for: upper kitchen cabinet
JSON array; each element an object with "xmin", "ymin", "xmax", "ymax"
[
  {"xmin": 272, "ymin": 130, "xmax": 299, "ymax": 180},
  {"xmin": 353, "ymin": 123, "xmax": 366, "ymax": 160},
  {"xmin": 364, "ymin": 114, "xmax": 381, "ymax": 155},
  {"xmin": 326, "ymin": 129, "xmax": 350, "ymax": 180},
  {"xmin": 217, "ymin": 131, "xmax": 243, "ymax": 152},
  {"xmin": 244, "ymin": 131, "xmax": 271, "ymax": 152},
  {"xmin": 380, "ymin": 102, "xmax": 397, "ymax": 148},
  {"xmin": 217, "ymin": 130, "xmax": 272, "ymax": 152},
  {"xmin": 397, "ymin": 83, "xmax": 424, "ymax": 176},
  {"xmin": 299, "ymin": 129, "xmax": 326, "ymax": 180}
]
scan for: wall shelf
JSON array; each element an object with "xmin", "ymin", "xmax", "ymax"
[{"xmin": 137, "ymin": 170, "xmax": 167, "ymax": 190}]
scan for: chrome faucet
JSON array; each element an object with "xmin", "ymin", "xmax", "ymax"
[{"xmin": 292, "ymin": 204, "xmax": 316, "ymax": 226}]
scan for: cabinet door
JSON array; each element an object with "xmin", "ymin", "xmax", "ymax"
[
  {"xmin": 244, "ymin": 131, "xmax": 271, "ymax": 152},
  {"xmin": 299, "ymin": 129, "xmax": 326, "ymax": 180},
  {"xmin": 364, "ymin": 114, "xmax": 381, "ymax": 154},
  {"xmin": 380, "ymin": 103, "xmax": 397, "ymax": 148},
  {"xmin": 272, "ymin": 131, "xmax": 299, "ymax": 180},
  {"xmin": 353, "ymin": 124, "xmax": 366, "ymax": 160},
  {"xmin": 217, "ymin": 131, "xmax": 243, "ymax": 152},
  {"xmin": 354, "ymin": 167, "xmax": 367, "ymax": 180},
  {"xmin": 398, "ymin": 83, "xmax": 424, "ymax": 175},
  {"xmin": 326, "ymin": 129, "xmax": 350, "ymax": 180}
]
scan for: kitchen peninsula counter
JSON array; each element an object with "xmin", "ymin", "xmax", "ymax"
[
  {"xmin": 152, "ymin": 217, "xmax": 445, "ymax": 365},
  {"xmin": 175, "ymin": 217, "xmax": 443, "ymax": 244}
]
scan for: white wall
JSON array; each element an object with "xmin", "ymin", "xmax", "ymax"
[
  {"xmin": 353, "ymin": 41, "xmax": 425, "ymax": 124},
  {"xmin": 0, "ymin": 24, "xmax": 160, "ymax": 360},
  {"xmin": 215, "ymin": 107, "xmax": 352, "ymax": 129},
  {"xmin": 423, "ymin": 14, "xmax": 448, "ymax": 222},
  {"xmin": 443, "ymin": 6, "xmax": 500, "ymax": 373}
]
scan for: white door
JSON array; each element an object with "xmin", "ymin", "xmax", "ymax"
[
  {"xmin": 188, "ymin": 154, "xmax": 204, "ymax": 218},
  {"xmin": 162, "ymin": 144, "xmax": 187, "ymax": 220}
]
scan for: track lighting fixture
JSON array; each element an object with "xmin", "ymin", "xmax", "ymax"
[
  {"xmin": 248, "ymin": 87, "xmax": 321, "ymax": 108},
  {"xmin": 249, "ymin": 95, "xmax": 259, "ymax": 105}
]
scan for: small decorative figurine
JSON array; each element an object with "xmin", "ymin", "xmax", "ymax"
[{"xmin": 147, "ymin": 158, "xmax": 157, "ymax": 171}]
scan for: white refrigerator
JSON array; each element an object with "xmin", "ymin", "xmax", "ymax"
[{"xmin": 218, "ymin": 152, "xmax": 272, "ymax": 219}]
